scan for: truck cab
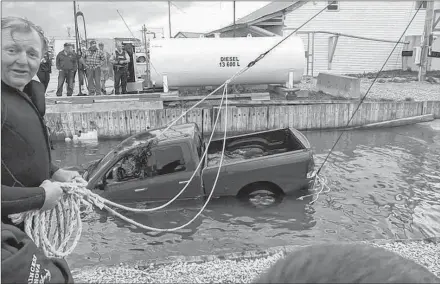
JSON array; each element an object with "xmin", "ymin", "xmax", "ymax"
[{"xmin": 86, "ymin": 124, "xmax": 205, "ymax": 201}]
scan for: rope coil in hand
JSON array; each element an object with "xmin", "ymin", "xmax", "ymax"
[
  {"xmin": 7, "ymin": 3, "xmax": 334, "ymax": 259},
  {"xmin": 9, "ymin": 0, "xmax": 420, "ymax": 259},
  {"xmin": 8, "ymin": 85, "xmax": 229, "ymax": 259}
]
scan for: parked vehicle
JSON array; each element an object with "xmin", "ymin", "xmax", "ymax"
[{"xmin": 83, "ymin": 123, "xmax": 315, "ymax": 205}]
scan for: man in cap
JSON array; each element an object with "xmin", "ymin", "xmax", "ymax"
[
  {"xmin": 55, "ymin": 42, "xmax": 77, "ymax": 96},
  {"xmin": 83, "ymin": 39, "xmax": 105, "ymax": 96},
  {"xmin": 98, "ymin": 42, "xmax": 111, "ymax": 95}
]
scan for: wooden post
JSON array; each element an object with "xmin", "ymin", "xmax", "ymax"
[
  {"xmin": 163, "ymin": 75, "xmax": 169, "ymax": 93},
  {"xmin": 311, "ymin": 32, "xmax": 315, "ymax": 77},
  {"xmin": 328, "ymin": 35, "xmax": 339, "ymax": 70},
  {"xmin": 142, "ymin": 24, "xmax": 151, "ymax": 88},
  {"xmin": 286, "ymin": 72, "xmax": 294, "ymax": 89},
  {"xmin": 419, "ymin": 0, "xmax": 435, "ymax": 81},
  {"xmin": 306, "ymin": 33, "xmax": 310, "ymax": 76}
]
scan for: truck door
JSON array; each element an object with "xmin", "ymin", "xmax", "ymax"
[
  {"xmin": 143, "ymin": 144, "xmax": 203, "ymax": 201},
  {"xmin": 99, "ymin": 148, "xmax": 154, "ymax": 202}
]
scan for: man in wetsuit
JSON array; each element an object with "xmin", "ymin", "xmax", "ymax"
[{"xmin": 1, "ymin": 16, "xmax": 83, "ymax": 283}]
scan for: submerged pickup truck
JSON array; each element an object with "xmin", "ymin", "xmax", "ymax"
[{"xmin": 83, "ymin": 123, "xmax": 315, "ymax": 205}]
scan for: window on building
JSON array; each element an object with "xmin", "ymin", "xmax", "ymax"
[
  {"xmin": 415, "ymin": 1, "xmax": 427, "ymax": 9},
  {"xmin": 327, "ymin": 1, "xmax": 339, "ymax": 11}
]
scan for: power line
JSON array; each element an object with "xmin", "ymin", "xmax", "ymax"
[
  {"xmin": 170, "ymin": 2, "xmax": 186, "ymax": 14},
  {"xmin": 116, "ymin": 9, "xmax": 137, "ymax": 39}
]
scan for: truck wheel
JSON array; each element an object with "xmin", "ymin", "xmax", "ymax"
[{"xmin": 238, "ymin": 183, "xmax": 284, "ymax": 208}]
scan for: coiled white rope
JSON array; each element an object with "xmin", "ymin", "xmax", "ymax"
[
  {"xmin": 8, "ymin": 84, "xmax": 229, "ymax": 259},
  {"xmin": 7, "ymin": 4, "xmax": 341, "ymax": 257}
]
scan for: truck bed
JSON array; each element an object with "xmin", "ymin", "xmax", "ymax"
[{"xmin": 206, "ymin": 128, "xmax": 306, "ymax": 167}]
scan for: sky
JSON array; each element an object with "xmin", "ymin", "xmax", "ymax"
[{"xmin": 1, "ymin": 1, "xmax": 270, "ymax": 39}]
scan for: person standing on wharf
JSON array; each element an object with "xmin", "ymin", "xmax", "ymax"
[{"xmin": 1, "ymin": 16, "xmax": 85, "ymax": 283}]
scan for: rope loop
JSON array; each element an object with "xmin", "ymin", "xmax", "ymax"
[{"xmin": 8, "ymin": 84, "xmax": 231, "ymax": 259}]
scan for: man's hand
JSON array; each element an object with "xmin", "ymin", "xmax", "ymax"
[
  {"xmin": 40, "ymin": 180, "xmax": 63, "ymax": 211},
  {"xmin": 52, "ymin": 168, "xmax": 86, "ymax": 184}
]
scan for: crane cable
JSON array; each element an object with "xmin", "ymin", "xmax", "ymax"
[
  {"xmin": 13, "ymin": 0, "xmax": 334, "ymax": 227},
  {"xmin": 299, "ymin": 3, "xmax": 424, "ymax": 203},
  {"xmin": 88, "ymin": 0, "xmax": 339, "ymax": 213},
  {"xmin": 9, "ymin": 85, "xmax": 229, "ymax": 258},
  {"xmin": 10, "ymin": 1, "xmax": 344, "ymax": 258}
]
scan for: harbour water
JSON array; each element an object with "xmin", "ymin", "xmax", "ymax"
[{"xmin": 51, "ymin": 121, "xmax": 440, "ymax": 269}]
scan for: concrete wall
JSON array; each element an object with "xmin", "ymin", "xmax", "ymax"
[
  {"xmin": 284, "ymin": 1, "xmax": 426, "ymax": 76},
  {"xmin": 316, "ymin": 73, "xmax": 361, "ymax": 99}
]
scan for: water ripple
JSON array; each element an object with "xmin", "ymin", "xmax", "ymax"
[{"xmin": 55, "ymin": 121, "xmax": 440, "ymax": 269}]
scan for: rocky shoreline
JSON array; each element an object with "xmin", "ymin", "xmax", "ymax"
[{"xmin": 72, "ymin": 238, "xmax": 440, "ymax": 283}]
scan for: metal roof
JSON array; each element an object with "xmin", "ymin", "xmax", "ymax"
[
  {"xmin": 206, "ymin": 1, "xmax": 303, "ymax": 35},
  {"xmin": 174, "ymin": 31, "xmax": 205, "ymax": 38},
  {"xmin": 236, "ymin": 1, "xmax": 299, "ymax": 25}
]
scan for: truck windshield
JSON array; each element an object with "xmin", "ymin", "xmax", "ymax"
[{"xmin": 85, "ymin": 150, "xmax": 117, "ymax": 180}]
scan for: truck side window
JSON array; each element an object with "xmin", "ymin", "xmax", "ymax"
[
  {"xmin": 106, "ymin": 147, "xmax": 153, "ymax": 183},
  {"xmin": 155, "ymin": 146, "xmax": 186, "ymax": 176}
]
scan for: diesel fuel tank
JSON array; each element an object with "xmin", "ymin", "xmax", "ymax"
[{"xmin": 149, "ymin": 35, "xmax": 305, "ymax": 88}]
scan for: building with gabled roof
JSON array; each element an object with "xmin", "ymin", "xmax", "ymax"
[
  {"xmin": 206, "ymin": 1, "xmax": 308, "ymax": 38},
  {"xmin": 174, "ymin": 31, "xmax": 205, "ymax": 38},
  {"xmin": 205, "ymin": 1, "xmax": 440, "ymax": 75}
]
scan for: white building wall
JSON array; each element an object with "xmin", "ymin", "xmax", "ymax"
[{"xmin": 283, "ymin": 1, "xmax": 426, "ymax": 75}]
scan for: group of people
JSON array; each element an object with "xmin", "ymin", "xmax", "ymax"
[
  {"xmin": 40, "ymin": 39, "xmax": 132, "ymax": 97},
  {"xmin": 2, "ymin": 16, "xmax": 440, "ymax": 284}
]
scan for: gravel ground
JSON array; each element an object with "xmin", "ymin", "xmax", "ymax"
[
  {"xmin": 72, "ymin": 239, "xmax": 440, "ymax": 283},
  {"xmin": 46, "ymin": 68, "xmax": 439, "ymax": 102},
  {"xmin": 297, "ymin": 77, "xmax": 440, "ymax": 102}
]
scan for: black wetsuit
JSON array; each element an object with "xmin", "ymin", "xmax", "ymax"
[
  {"xmin": 1, "ymin": 81, "xmax": 58, "ymax": 221},
  {"xmin": 1, "ymin": 80, "xmax": 73, "ymax": 283}
]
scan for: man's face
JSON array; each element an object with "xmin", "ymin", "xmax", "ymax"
[
  {"xmin": 99, "ymin": 44, "xmax": 104, "ymax": 50},
  {"xmin": 1, "ymin": 28, "xmax": 42, "ymax": 90},
  {"xmin": 90, "ymin": 42, "xmax": 97, "ymax": 49},
  {"xmin": 116, "ymin": 43, "xmax": 122, "ymax": 50}
]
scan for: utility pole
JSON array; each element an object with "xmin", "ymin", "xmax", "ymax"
[
  {"xmin": 419, "ymin": 0, "xmax": 435, "ymax": 81},
  {"xmin": 168, "ymin": 1, "xmax": 172, "ymax": 38},
  {"xmin": 233, "ymin": 1, "xmax": 236, "ymax": 38},
  {"xmin": 73, "ymin": 1, "xmax": 83, "ymax": 95},
  {"xmin": 141, "ymin": 24, "xmax": 151, "ymax": 88}
]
